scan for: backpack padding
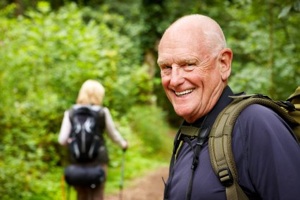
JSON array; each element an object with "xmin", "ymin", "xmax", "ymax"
[
  {"xmin": 209, "ymin": 95, "xmax": 299, "ymax": 200},
  {"xmin": 69, "ymin": 106, "xmax": 105, "ymax": 136}
]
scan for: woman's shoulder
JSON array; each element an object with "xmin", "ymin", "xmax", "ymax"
[{"xmin": 89, "ymin": 105, "xmax": 110, "ymax": 115}]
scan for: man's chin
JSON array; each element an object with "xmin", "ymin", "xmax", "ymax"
[
  {"xmin": 174, "ymin": 108, "xmax": 190, "ymax": 119},
  {"xmin": 174, "ymin": 106, "xmax": 199, "ymax": 122}
]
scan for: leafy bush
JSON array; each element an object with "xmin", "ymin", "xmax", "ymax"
[
  {"xmin": 127, "ymin": 105, "xmax": 172, "ymax": 155},
  {"xmin": 0, "ymin": 2, "xmax": 169, "ymax": 199}
]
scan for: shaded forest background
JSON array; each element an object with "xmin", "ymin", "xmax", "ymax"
[{"xmin": 0, "ymin": 0, "xmax": 299, "ymax": 199}]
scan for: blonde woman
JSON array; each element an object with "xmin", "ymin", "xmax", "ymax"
[{"xmin": 59, "ymin": 79, "xmax": 128, "ymax": 200}]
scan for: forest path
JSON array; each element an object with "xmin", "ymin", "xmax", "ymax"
[{"xmin": 104, "ymin": 166, "xmax": 169, "ymax": 200}]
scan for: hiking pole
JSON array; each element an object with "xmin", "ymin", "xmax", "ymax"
[{"xmin": 119, "ymin": 149, "xmax": 126, "ymax": 200}]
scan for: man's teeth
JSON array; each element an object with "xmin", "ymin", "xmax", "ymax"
[{"xmin": 175, "ymin": 89, "xmax": 193, "ymax": 96}]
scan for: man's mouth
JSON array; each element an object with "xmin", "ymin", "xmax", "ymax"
[{"xmin": 175, "ymin": 89, "xmax": 194, "ymax": 96}]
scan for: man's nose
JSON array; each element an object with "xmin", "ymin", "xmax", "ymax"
[{"xmin": 169, "ymin": 65, "xmax": 184, "ymax": 86}]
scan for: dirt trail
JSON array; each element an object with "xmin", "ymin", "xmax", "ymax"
[{"xmin": 105, "ymin": 166, "xmax": 169, "ymax": 200}]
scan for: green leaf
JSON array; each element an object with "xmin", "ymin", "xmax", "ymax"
[{"xmin": 278, "ymin": 5, "xmax": 292, "ymax": 18}]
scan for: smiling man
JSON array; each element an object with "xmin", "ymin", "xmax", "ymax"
[
  {"xmin": 157, "ymin": 15, "xmax": 232, "ymax": 123},
  {"xmin": 157, "ymin": 14, "xmax": 300, "ymax": 200}
]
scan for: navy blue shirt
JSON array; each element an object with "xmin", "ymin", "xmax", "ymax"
[{"xmin": 164, "ymin": 86, "xmax": 300, "ymax": 200}]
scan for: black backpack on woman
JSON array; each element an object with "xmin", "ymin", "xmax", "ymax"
[{"xmin": 64, "ymin": 105, "xmax": 106, "ymax": 188}]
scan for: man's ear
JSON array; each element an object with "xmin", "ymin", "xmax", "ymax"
[{"xmin": 218, "ymin": 48, "xmax": 233, "ymax": 81}]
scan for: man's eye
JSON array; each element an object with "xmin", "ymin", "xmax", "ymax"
[
  {"xmin": 161, "ymin": 65, "xmax": 172, "ymax": 75},
  {"xmin": 161, "ymin": 65, "xmax": 172, "ymax": 70},
  {"xmin": 183, "ymin": 64, "xmax": 196, "ymax": 71},
  {"xmin": 163, "ymin": 65, "xmax": 171, "ymax": 69}
]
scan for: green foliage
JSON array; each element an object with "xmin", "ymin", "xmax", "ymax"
[
  {"xmin": 0, "ymin": 2, "xmax": 169, "ymax": 199},
  {"xmin": 223, "ymin": 0, "xmax": 300, "ymax": 99},
  {"xmin": 127, "ymin": 105, "xmax": 172, "ymax": 155}
]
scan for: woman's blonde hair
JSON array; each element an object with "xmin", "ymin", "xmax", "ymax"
[{"xmin": 76, "ymin": 80, "xmax": 105, "ymax": 105}]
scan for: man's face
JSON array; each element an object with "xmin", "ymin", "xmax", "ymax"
[{"xmin": 157, "ymin": 29, "xmax": 224, "ymax": 123}]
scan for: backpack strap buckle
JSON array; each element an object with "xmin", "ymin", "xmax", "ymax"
[
  {"xmin": 278, "ymin": 100, "xmax": 296, "ymax": 111},
  {"xmin": 218, "ymin": 168, "xmax": 234, "ymax": 187}
]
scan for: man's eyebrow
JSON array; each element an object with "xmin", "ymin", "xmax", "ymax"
[
  {"xmin": 157, "ymin": 60, "xmax": 167, "ymax": 66},
  {"xmin": 174, "ymin": 58, "xmax": 197, "ymax": 65},
  {"xmin": 183, "ymin": 58, "xmax": 197, "ymax": 63}
]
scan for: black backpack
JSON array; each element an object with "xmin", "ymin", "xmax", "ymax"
[{"xmin": 68, "ymin": 105, "xmax": 105, "ymax": 163}]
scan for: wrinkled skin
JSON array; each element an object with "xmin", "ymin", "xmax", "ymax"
[{"xmin": 157, "ymin": 15, "xmax": 233, "ymax": 123}]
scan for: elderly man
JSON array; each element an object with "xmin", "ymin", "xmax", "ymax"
[{"xmin": 157, "ymin": 14, "xmax": 300, "ymax": 200}]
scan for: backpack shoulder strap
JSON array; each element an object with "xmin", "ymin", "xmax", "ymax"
[
  {"xmin": 209, "ymin": 94, "xmax": 299, "ymax": 200},
  {"xmin": 87, "ymin": 105, "xmax": 106, "ymax": 135},
  {"xmin": 98, "ymin": 107, "xmax": 106, "ymax": 131},
  {"xmin": 209, "ymin": 95, "xmax": 250, "ymax": 200},
  {"xmin": 68, "ymin": 106, "xmax": 77, "ymax": 125}
]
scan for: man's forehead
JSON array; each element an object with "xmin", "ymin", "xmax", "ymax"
[
  {"xmin": 164, "ymin": 22, "xmax": 200, "ymax": 38},
  {"xmin": 158, "ymin": 51, "xmax": 199, "ymax": 64}
]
